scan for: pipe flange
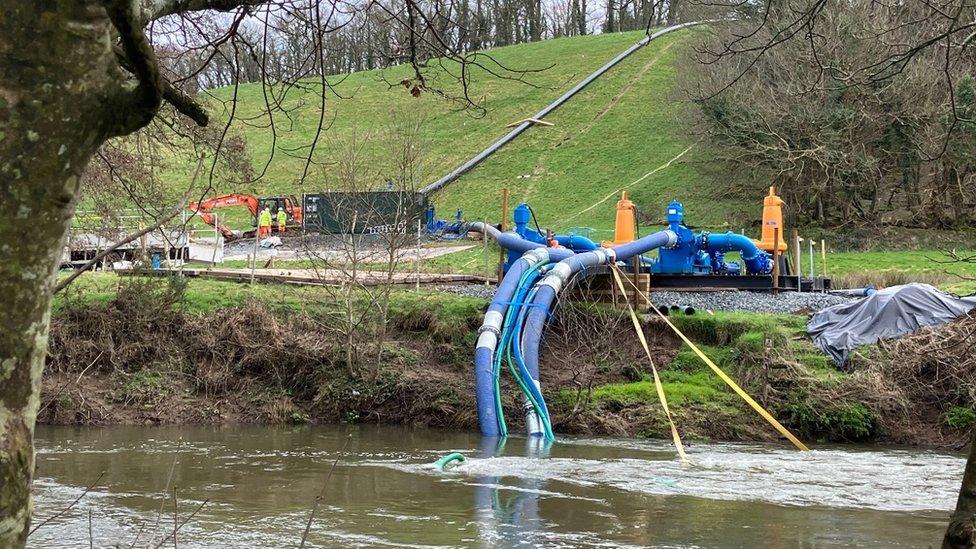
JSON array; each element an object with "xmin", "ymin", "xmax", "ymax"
[{"xmin": 665, "ymin": 230, "xmax": 679, "ymax": 249}]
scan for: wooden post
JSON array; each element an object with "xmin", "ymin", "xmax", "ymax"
[
  {"xmin": 498, "ymin": 188, "xmax": 509, "ymax": 285},
  {"xmin": 772, "ymin": 227, "xmax": 781, "ymax": 295},
  {"xmin": 250, "ymin": 227, "xmax": 258, "ymax": 284},
  {"xmin": 483, "ymin": 217, "xmax": 490, "ymax": 287},
  {"xmin": 820, "ymin": 238, "xmax": 828, "ymax": 277},
  {"xmin": 793, "ymin": 229, "xmax": 801, "ymax": 292},
  {"xmin": 416, "ymin": 218, "xmax": 422, "ymax": 292},
  {"xmin": 632, "ymin": 256, "xmax": 640, "ymax": 309}
]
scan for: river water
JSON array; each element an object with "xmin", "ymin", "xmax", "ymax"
[{"xmin": 30, "ymin": 425, "xmax": 961, "ymax": 547}]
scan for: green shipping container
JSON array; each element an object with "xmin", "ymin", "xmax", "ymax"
[{"xmin": 303, "ymin": 191, "xmax": 428, "ymax": 234}]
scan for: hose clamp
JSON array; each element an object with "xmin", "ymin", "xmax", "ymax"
[
  {"xmin": 551, "ymin": 262, "xmax": 573, "ymax": 282},
  {"xmin": 604, "ymin": 248, "xmax": 617, "ymax": 264},
  {"xmin": 540, "ymin": 276, "xmax": 563, "ymax": 293},
  {"xmin": 477, "ymin": 324, "xmax": 501, "ymax": 337},
  {"xmin": 523, "ymin": 248, "xmax": 549, "ymax": 265}
]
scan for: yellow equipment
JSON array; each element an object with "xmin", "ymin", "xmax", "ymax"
[
  {"xmin": 755, "ymin": 186, "xmax": 787, "ymax": 252},
  {"xmin": 611, "ymin": 191, "xmax": 637, "ymax": 245}
]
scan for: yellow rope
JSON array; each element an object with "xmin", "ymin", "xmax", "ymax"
[
  {"xmin": 610, "ymin": 267, "xmax": 689, "ymax": 461},
  {"xmin": 610, "ymin": 264, "xmax": 810, "ymax": 452}
]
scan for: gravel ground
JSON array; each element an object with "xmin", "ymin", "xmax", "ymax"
[
  {"xmin": 645, "ymin": 290, "xmax": 854, "ymax": 315},
  {"xmin": 434, "ymin": 283, "xmax": 855, "ymax": 314}
]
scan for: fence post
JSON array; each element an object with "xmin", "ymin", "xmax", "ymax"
[{"xmin": 820, "ymin": 238, "xmax": 828, "ymax": 277}]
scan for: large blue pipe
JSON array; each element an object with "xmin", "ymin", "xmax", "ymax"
[
  {"xmin": 554, "ymin": 234, "xmax": 598, "ymax": 251},
  {"xmin": 704, "ymin": 232, "xmax": 772, "ymax": 274},
  {"xmin": 470, "ymin": 222, "xmax": 575, "ymax": 437},
  {"xmin": 516, "ymin": 230, "xmax": 676, "ymax": 435}
]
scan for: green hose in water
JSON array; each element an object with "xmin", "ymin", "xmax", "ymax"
[{"xmin": 434, "ymin": 452, "xmax": 466, "ymax": 471}]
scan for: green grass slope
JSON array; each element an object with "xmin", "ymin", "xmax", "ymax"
[{"xmin": 204, "ymin": 30, "xmax": 751, "ymax": 233}]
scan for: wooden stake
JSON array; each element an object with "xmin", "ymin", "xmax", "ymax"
[
  {"xmin": 821, "ymin": 238, "xmax": 828, "ymax": 277},
  {"xmin": 793, "ymin": 228, "xmax": 801, "ymax": 292},
  {"xmin": 772, "ymin": 228, "xmax": 781, "ymax": 295},
  {"xmin": 632, "ymin": 256, "xmax": 640, "ymax": 310},
  {"xmin": 498, "ymin": 188, "xmax": 509, "ymax": 285}
]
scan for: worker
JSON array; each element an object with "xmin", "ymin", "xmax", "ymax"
[
  {"xmin": 276, "ymin": 207, "xmax": 287, "ymax": 233},
  {"xmin": 258, "ymin": 206, "xmax": 272, "ymax": 238}
]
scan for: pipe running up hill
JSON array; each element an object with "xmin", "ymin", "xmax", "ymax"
[{"xmin": 420, "ymin": 22, "xmax": 706, "ymax": 196}]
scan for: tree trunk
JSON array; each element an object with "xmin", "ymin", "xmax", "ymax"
[
  {"xmin": 1, "ymin": 2, "xmax": 124, "ymax": 545},
  {"xmin": 946, "ymin": 434, "xmax": 976, "ymax": 547}
]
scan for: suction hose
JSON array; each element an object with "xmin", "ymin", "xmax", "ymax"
[
  {"xmin": 517, "ymin": 230, "xmax": 677, "ymax": 435},
  {"xmin": 470, "ymin": 222, "xmax": 575, "ymax": 437}
]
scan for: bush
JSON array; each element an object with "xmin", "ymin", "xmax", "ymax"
[{"xmin": 946, "ymin": 407, "xmax": 976, "ymax": 429}]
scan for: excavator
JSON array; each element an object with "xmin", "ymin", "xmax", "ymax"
[{"xmin": 188, "ymin": 194, "xmax": 303, "ymax": 240}]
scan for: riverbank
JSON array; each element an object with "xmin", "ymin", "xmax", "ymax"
[{"xmin": 42, "ymin": 273, "xmax": 976, "ymax": 449}]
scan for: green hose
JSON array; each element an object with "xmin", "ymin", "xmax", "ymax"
[{"xmin": 434, "ymin": 452, "xmax": 466, "ymax": 471}]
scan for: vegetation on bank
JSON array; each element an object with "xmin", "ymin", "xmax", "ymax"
[{"xmin": 46, "ymin": 273, "xmax": 976, "ymax": 447}]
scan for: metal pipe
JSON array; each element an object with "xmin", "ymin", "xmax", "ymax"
[
  {"xmin": 704, "ymin": 232, "xmax": 772, "ymax": 274},
  {"xmin": 420, "ymin": 22, "xmax": 706, "ymax": 195}
]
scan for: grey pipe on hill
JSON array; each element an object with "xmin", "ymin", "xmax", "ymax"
[{"xmin": 419, "ymin": 21, "xmax": 706, "ymax": 196}]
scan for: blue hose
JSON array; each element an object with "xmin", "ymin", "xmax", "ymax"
[
  {"xmin": 493, "ymin": 263, "xmax": 556, "ymax": 440},
  {"xmin": 492, "ymin": 263, "xmax": 547, "ymax": 435}
]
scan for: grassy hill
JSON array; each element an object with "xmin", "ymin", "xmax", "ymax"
[{"xmin": 200, "ymin": 29, "xmax": 753, "ymax": 234}]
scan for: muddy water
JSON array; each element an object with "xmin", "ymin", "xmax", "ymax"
[{"xmin": 31, "ymin": 425, "xmax": 961, "ymax": 547}]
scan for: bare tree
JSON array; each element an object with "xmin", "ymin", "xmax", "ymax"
[
  {"xmin": 682, "ymin": 1, "xmax": 976, "ymax": 227},
  {"xmin": 0, "ymin": 0, "xmax": 548, "ymax": 544}
]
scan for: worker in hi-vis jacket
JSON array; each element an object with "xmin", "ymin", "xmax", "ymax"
[
  {"xmin": 276, "ymin": 207, "xmax": 287, "ymax": 233},
  {"xmin": 258, "ymin": 207, "xmax": 272, "ymax": 238}
]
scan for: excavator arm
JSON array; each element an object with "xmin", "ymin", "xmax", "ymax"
[{"xmin": 188, "ymin": 194, "xmax": 260, "ymax": 240}]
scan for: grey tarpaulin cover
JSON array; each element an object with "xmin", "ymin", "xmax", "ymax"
[{"xmin": 807, "ymin": 283, "xmax": 976, "ymax": 367}]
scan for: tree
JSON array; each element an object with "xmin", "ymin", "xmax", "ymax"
[
  {"xmin": 682, "ymin": 1, "xmax": 976, "ymax": 227},
  {"xmin": 0, "ymin": 0, "xmax": 548, "ymax": 545},
  {"xmin": 676, "ymin": 1, "xmax": 976, "ymax": 543}
]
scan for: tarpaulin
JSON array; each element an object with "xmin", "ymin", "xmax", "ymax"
[{"xmin": 807, "ymin": 283, "xmax": 976, "ymax": 367}]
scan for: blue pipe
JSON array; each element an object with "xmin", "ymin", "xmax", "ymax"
[
  {"xmin": 516, "ymin": 230, "xmax": 677, "ymax": 437},
  {"xmin": 494, "ymin": 264, "xmax": 549, "ymax": 437},
  {"xmin": 554, "ymin": 234, "xmax": 598, "ymax": 251},
  {"xmin": 470, "ymin": 222, "xmax": 575, "ymax": 437},
  {"xmin": 704, "ymin": 232, "xmax": 772, "ymax": 275}
]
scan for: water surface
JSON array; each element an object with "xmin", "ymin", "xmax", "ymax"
[{"xmin": 30, "ymin": 425, "xmax": 960, "ymax": 547}]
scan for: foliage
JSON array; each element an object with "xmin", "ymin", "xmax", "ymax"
[{"xmin": 946, "ymin": 406, "xmax": 976, "ymax": 430}]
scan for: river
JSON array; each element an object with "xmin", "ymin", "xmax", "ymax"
[{"xmin": 29, "ymin": 425, "xmax": 961, "ymax": 547}]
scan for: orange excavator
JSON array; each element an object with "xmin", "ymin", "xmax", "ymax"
[{"xmin": 188, "ymin": 194, "xmax": 303, "ymax": 240}]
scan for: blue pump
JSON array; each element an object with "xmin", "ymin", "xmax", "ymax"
[
  {"xmin": 651, "ymin": 199, "xmax": 772, "ymax": 275},
  {"xmin": 504, "ymin": 203, "xmax": 599, "ymax": 270}
]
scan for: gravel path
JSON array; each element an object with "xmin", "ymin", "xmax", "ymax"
[{"xmin": 434, "ymin": 283, "xmax": 854, "ymax": 314}]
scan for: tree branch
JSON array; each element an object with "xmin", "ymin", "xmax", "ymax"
[
  {"xmin": 142, "ymin": 0, "xmax": 268, "ymax": 23},
  {"xmin": 103, "ymin": 0, "xmax": 165, "ymax": 137},
  {"xmin": 112, "ymin": 45, "xmax": 209, "ymax": 126}
]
